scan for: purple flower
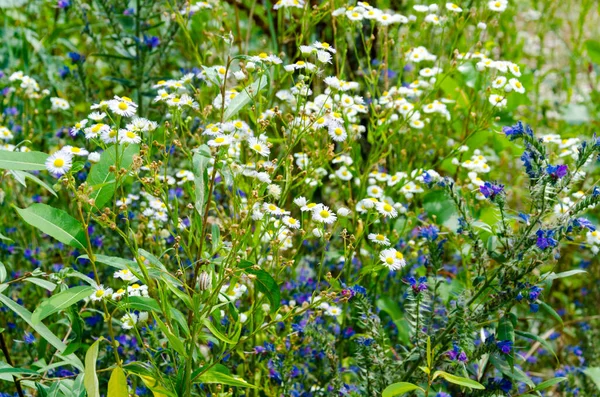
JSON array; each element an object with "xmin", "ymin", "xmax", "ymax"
[
  {"xmin": 496, "ymin": 340, "xmax": 513, "ymax": 354},
  {"xmin": 57, "ymin": 0, "xmax": 70, "ymax": 8},
  {"xmin": 68, "ymin": 52, "xmax": 84, "ymax": 64},
  {"xmin": 480, "ymin": 181, "xmax": 504, "ymax": 199},
  {"xmin": 536, "ymin": 229, "xmax": 557, "ymax": 250},
  {"xmin": 546, "ymin": 164, "xmax": 568, "ymax": 179},
  {"xmin": 418, "ymin": 224, "xmax": 439, "ymax": 241},
  {"xmin": 144, "ymin": 35, "xmax": 160, "ymax": 49}
]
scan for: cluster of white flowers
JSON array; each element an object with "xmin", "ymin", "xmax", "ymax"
[{"xmin": 333, "ymin": 2, "xmax": 409, "ymax": 26}]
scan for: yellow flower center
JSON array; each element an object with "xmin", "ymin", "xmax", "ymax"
[
  {"xmin": 118, "ymin": 102, "xmax": 128, "ymax": 110},
  {"xmin": 53, "ymin": 158, "xmax": 65, "ymax": 167},
  {"xmin": 383, "ymin": 204, "xmax": 393, "ymax": 212},
  {"xmin": 319, "ymin": 210, "xmax": 330, "ymax": 218}
]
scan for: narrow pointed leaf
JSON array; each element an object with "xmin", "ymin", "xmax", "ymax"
[{"xmin": 15, "ymin": 204, "xmax": 86, "ymax": 249}]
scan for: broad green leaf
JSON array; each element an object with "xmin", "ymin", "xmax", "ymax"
[
  {"xmin": 382, "ymin": 382, "xmax": 424, "ymax": 396},
  {"xmin": 584, "ymin": 367, "xmax": 600, "ymax": 390},
  {"xmin": 197, "ymin": 366, "xmax": 258, "ymax": 389},
  {"xmin": 108, "ymin": 367, "xmax": 128, "ymax": 397},
  {"xmin": 154, "ymin": 316, "xmax": 187, "ymax": 357},
  {"xmin": 223, "ymin": 75, "xmax": 268, "ymax": 121},
  {"xmin": 532, "ymin": 377, "xmax": 567, "ymax": 391},
  {"xmin": 15, "ymin": 204, "xmax": 86, "ymax": 250},
  {"xmin": 24, "ymin": 277, "xmax": 57, "ymax": 292},
  {"xmin": 0, "ymin": 262, "xmax": 6, "ymax": 283},
  {"xmin": 490, "ymin": 355, "xmax": 535, "ymax": 387},
  {"xmin": 423, "ymin": 190, "xmax": 457, "ymax": 227},
  {"xmin": 137, "ymin": 374, "xmax": 175, "ymax": 397},
  {"xmin": 192, "ymin": 144, "xmax": 211, "ymax": 217},
  {"xmin": 515, "ymin": 330, "xmax": 558, "ymax": 363},
  {"xmin": 0, "ymin": 150, "xmax": 48, "ymax": 171},
  {"xmin": 203, "ymin": 318, "xmax": 238, "ymax": 345},
  {"xmin": 87, "ymin": 144, "xmax": 139, "ymax": 209},
  {"xmin": 10, "ymin": 170, "xmax": 58, "ymax": 197},
  {"xmin": 119, "ymin": 296, "xmax": 161, "ymax": 313},
  {"xmin": 239, "ymin": 260, "xmax": 280, "ymax": 311},
  {"xmin": 497, "ymin": 314, "xmax": 515, "ymax": 367},
  {"xmin": 0, "ymin": 294, "xmax": 66, "ymax": 352},
  {"xmin": 586, "ymin": 40, "xmax": 600, "ymax": 64},
  {"xmin": 32, "ymin": 286, "xmax": 94, "ymax": 324},
  {"xmin": 538, "ymin": 302, "xmax": 563, "ymax": 327},
  {"xmin": 433, "ymin": 371, "xmax": 485, "ymax": 390},
  {"xmin": 84, "ymin": 338, "xmax": 103, "ymax": 397}
]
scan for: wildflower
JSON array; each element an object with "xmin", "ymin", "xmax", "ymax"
[
  {"xmin": 418, "ymin": 225, "xmax": 439, "ymax": 240},
  {"xmin": 408, "ymin": 276, "xmax": 428, "ymax": 293},
  {"xmin": 108, "ymin": 96, "xmax": 137, "ymax": 117},
  {"xmin": 88, "ymin": 152, "xmax": 101, "ymax": 163},
  {"xmin": 70, "ymin": 119, "xmax": 88, "ymax": 136},
  {"xmin": 375, "ymin": 201, "xmax": 398, "ymax": 218},
  {"xmin": 208, "ymin": 135, "xmax": 233, "ymax": 147},
  {"xmin": 546, "ymin": 164, "xmax": 568, "ymax": 180},
  {"xmin": 312, "ymin": 205, "xmax": 337, "ymax": 224},
  {"xmin": 506, "ymin": 78, "xmax": 525, "ymax": 93},
  {"xmin": 536, "ymin": 229, "xmax": 557, "ymax": 250},
  {"xmin": 50, "ymin": 97, "xmax": 70, "ymax": 110},
  {"xmin": 446, "ymin": 2, "xmax": 462, "ymax": 12},
  {"xmin": 114, "ymin": 269, "xmax": 139, "ymax": 282},
  {"xmin": 45, "ymin": 151, "xmax": 73, "ymax": 176},
  {"xmin": 489, "ymin": 94, "xmax": 507, "ymax": 108},
  {"xmin": 248, "ymin": 137, "xmax": 270, "ymax": 157},
  {"xmin": 379, "ymin": 248, "xmax": 406, "ymax": 271},
  {"xmin": 328, "ymin": 124, "xmax": 348, "ymax": 142},
  {"xmin": 368, "ymin": 233, "xmax": 391, "ymax": 246},
  {"xmin": 121, "ymin": 313, "xmax": 138, "ymax": 330},
  {"xmin": 479, "ymin": 181, "xmax": 504, "ymax": 199},
  {"xmin": 90, "ymin": 285, "xmax": 113, "ymax": 302},
  {"xmin": 127, "ymin": 284, "xmax": 149, "ymax": 297},
  {"xmin": 61, "ymin": 146, "xmax": 89, "ymax": 157},
  {"xmin": 488, "ymin": 0, "xmax": 508, "ymax": 12},
  {"xmin": 283, "ymin": 216, "xmax": 301, "ymax": 229},
  {"xmin": 496, "ymin": 340, "xmax": 513, "ymax": 354},
  {"xmin": 118, "ymin": 130, "xmax": 142, "ymax": 144}
]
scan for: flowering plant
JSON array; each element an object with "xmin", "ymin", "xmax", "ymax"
[{"xmin": 1, "ymin": 0, "xmax": 600, "ymax": 396}]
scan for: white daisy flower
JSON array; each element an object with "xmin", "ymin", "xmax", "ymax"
[
  {"xmin": 45, "ymin": 151, "xmax": 73, "ymax": 176},
  {"xmin": 379, "ymin": 248, "xmax": 406, "ymax": 271},
  {"xmin": 312, "ymin": 205, "xmax": 337, "ymax": 224},
  {"xmin": 90, "ymin": 285, "xmax": 113, "ymax": 302},
  {"xmin": 368, "ymin": 233, "xmax": 391, "ymax": 246}
]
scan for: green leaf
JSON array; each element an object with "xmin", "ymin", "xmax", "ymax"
[
  {"xmin": 531, "ymin": 377, "xmax": 567, "ymax": 391},
  {"xmin": 515, "ymin": 330, "xmax": 558, "ymax": 363},
  {"xmin": 15, "ymin": 204, "xmax": 86, "ymax": 250},
  {"xmin": 584, "ymin": 367, "xmax": 600, "ymax": 390},
  {"xmin": 0, "ymin": 294, "xmax": 67, "ymax": 353},
  {"xmin": 107, "ymin": 367, "xmax": 129, "ymax": 397},
  {"xmin": 423, "ymin": 190, "xmax": 458, "ymax": 227},
  {"xmin": 0, "ymin": 233, "xmax": 13, "ymax": 243},
  {"xmin": 154, "ymin": 316, "xmax": 187, "ymax": 357},
  {"xmin": 203, "ymin": 318, "xmax": 238, "ymax": 345},
  {"xmin": 585, "ymin": 40, "xmax": 600, "ymax": 64},
  {"xmin": 239, "ymin": 260, "xmax": 280, "ymax": 312},
  {"xmin": 120, "ymin": 296, "xmax": 161, "ymax": 312},
  {"xmin": 87, "ymin": 144, "xmax": 139, "ymax": 209},
  {"xmin": 0, "ymin": 367, "xmax": 39, "ymax": 376},
  {"xmin": 223, "ymin": 74, "xmax": 268, "ymax": 121},
  {"xmin": 382, "ymin": 382, "xmax": 424, "ymax": 396},
  {"xmin": 32, "ymin": 286, "xmax": 94, "ymax": 324},
  {"xmin": 544, "ymin": 269, "xmax": 586, "ymax": 282},
  {"xmin": 0, "ymin": 262, "xmax": 6, "ymax": 283},
  {"xmin": 192, "ymin": 144, "xmax": 211, "ymax": 217},
  {"xmin": 84, "ymin": 338, "xmax": 103, "ymax": 397},
  {"xmin": 497, "ymin": 314, "xmax": 515, "ymax": 367},
  {"xmin": 197, "ymin": 366, "xmax": 258, "ymax": 389},
  {"xmin": 433, "ymin": 371, "xmax": 485, "ymax": 390},
  {"xmin": 490, "ymin": 355, "xmax": 535, "ymax": 387},
  {"xmin": 538, "ymin": 302, "xmax": 563, "ymax": 327},
  {"xmin": 0, "ymin": 150, "xmax": 48, "ymax": 171},
  {"xmin": 24, "ymin": 277, "xmax": 57, "ymax": 292},
  {"xmin": 9, "ymin": 170, "xmax": 58, "ymax": 197}
]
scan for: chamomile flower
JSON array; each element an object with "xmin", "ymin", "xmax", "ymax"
[
  {"xmin": 109, "ymin": 96, "xmax": 138, "ymax": 117},
  {"xmin": 88, "ymin": 112, "xmax": 106, "ymax": 122},
  {"xmin": 90, "ymin": 285, "xmax": 113, "ymax": 302},
  {"xmin": 379, "ymin": 248, "xmax": 406, "ymax": 271},
  {"xmin": 127, "ymin": 284, "xmax": 149, "ymax": 297},
  {"xmin": 263, "ymin": 203, "xmax": 290, "ymax": 216},
  {"xmin": 375, "ymin": 201, "xmax": 398, "ymax": 218},
  {"xmin": 0, "ymin": 127, "xmax": 13, "ymax": 141},
  {"xmin": 328, "ymin": 124, "xmax": 348, "ymax": 142},
  {"xmin": 61, "ymin": 146, "xmax": 89, "ymax": 157},
  {"xmin": 492, "ymin": 76, "xmax": 507, "ymax": 88},
  {"xmin": 506, "ymin": 78, "xmax": 525, "ymax": 93},
  {"xmin": 489, "ymin": 94, "xmax": 507, "ymax": 108},
  {"xmin": 283, "ymin": 216, "xmax": 301, "ymax": 229},
  {"xmin": 84, "ymin": 123, "xmax": 110, "ymax": 139},
  {"xmin": 70, "ymin": 119, "xmax": 88, "ymax": 136},
  {"xmin": 45, "ymin": 151, "xmax": 73, "ymax": 176},
  {"xmin": 118, "ymin": 130, "xmax": 142, "ymax": 144},
  {"xmin": 248, "ymin": 137, "xmax": 270, "ymax": 157},
  {"xmin": 114, "ymin": 269, "xmax": 139, "ymax": 282},
  {"xmin": 488, "ymin": 0, "xmax": 508, "ymax": 11},
  {"xmin": 312, "ymin": 205, "xmax": 337, "ymax": 224},
  {"xmin": 446, "ymin": 2, "xmax": 462, "ymax": 12},
  {"xmin": 368, "ymin": 233, "xmax": 391, "ymax": 246},
  {"xmin": 121, "ymin": 313, "xmax": 138, "ymax": 330},
  {"xmin": 208, "ymin": 135, "xmax": 233, "ymax": 147},
  {"xmin": 50, "ymin": 97, "xmax": 70, "ymax": 110}
]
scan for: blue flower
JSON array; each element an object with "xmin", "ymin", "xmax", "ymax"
[
  {"xmin": 418, "ymin": 224, "xmax": 439, "ymax": 240},
  {"xmin": 144, "ymin": 35, "xmax": 161, "ymax": 49},
  {"xmin": 497, "ymin": 340, "xmax": 513, "ymax": 354},
  {"xmin": 479, "ymin": 181, "xmax": 504, "ymax": 199},
  {"xmin": 536, "ymin": 229, "xmax": 557, "ymax": 250},
  {"xmin": 68, "ymin": 52, "xmax": 84, "ymax": 64},
  {"xmin": 546, "ymin": 164, "xmax": 568, "ymax": 179},
  {"xmin": 572, "ymin": 217, "xmax": 595, "ymax": 231}
]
